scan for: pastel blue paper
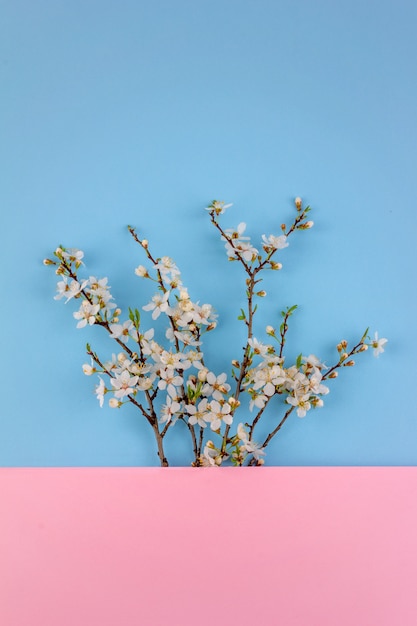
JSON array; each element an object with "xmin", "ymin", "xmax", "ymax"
[{"xmin": 1, "ymin": 0, "xmax": 415, "ymax": 466}]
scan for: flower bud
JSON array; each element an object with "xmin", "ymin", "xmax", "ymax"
[
  {"xmin": 215, "ymin": 455, "xmax": 223, "ymax": 466},
  {"xmin": 256, "ymin": 290, "xmax": 267, "ymax": 297},
  {"xmin": 43, "ymin": 258, "xmax": 55, "ymax": 266},
  {"xmin": 345, "ymin": 360, "xmax": 355, "ymax": 367},
  {"xmin": 135, "ymin": 265, "xmax": 147, "ymax": 277},
  {"xmin": 198, "ymin": 367, "xmax": 208, "ymax": 382},
  {"xmin": 109, "ymin": 398, "xmax": 120, "ymax": 408},
  {"xmin": 359, "ymin": 344, "xmax": 368, "ymax": 352},
  {"xmin": 295, "ymin": 197, "xmax": 302, "ymax": 210},
  {"xmin": 232, "ymin": 360, "xmax": 240, "ymax": 368},
  {"xmin": 228, "ymin": 397, "xmax": 240, "ymax": 408},
  {"xmin": 206, "ymin": 323, "xmax": 217, "ymax": 331},
  {"xmin": 281, "ymin": 224, "xmax": 286, "ymax": 232},
  {"xmin": 141, "ymin": 239, "xmax": 148, "ymax": 249},
  {"xmin": 340, "ymin": 352, "xmax": 348, "ymax": 361},
  {"xmin": 328, "ymin": 371, "xmax": 338, "ymax": 378},
  {"xmin": 270, "ymin": 261, "xmax": 282, "ymax": 270},
  {"xmin": 340, "ymin": 340, "xmax": 348, "ymax": 349},
  {"xmin": 257, "ymin": 458, "xmax": 265, "ymax": 465},
  {"xmin": 82, "ymin": 364, "xmax": 95, "ymax": 375},
  {"xmin": 266, "ymin": 325, "xmax": 275, "ymax": 335}
]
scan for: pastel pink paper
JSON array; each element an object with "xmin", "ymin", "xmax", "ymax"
[{"xmin": 1, "ymin": 468, "xmax": 416, "ymax": 626}]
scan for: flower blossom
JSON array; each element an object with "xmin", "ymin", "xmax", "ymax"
[
  {"xmin": 286, "ymin": 393, "xmax": 311, "ymax": 417},
  {"xmin": 248, "ymin": 337, "xmax": 271, "ymax": 358},
  {"xmin": 237, "ymin": 423, "xmax": 266, "ymax": 461},
  {"xmin": 54, "ymin": 277, "xmax": 88, "ymax": 303},
  {"xmin": 158, "ymin": 367, "xmax": 183, "ymax": 397},
  {"xmin": 95, "ymin": 377, "xmax": 106, "ymax": 408},
  {"xmin": 261, "ymin": 234, "xmax": 288, "ymax": 251},
  {"xmin": 109, "ymin": 320, "xmax": 136, "ymax": 343},
  {"xmin": 208, "ymin": 400, "xmax": 233, "ymax": 431},
  {"xmin": 143, "ymin": 291, "xmax": 171, "ymax": 320},
  {"xmin": 202, "ymin": 372, "xmax": 230, "ymax": 401},
  {"xmin": 160, "ymin": 396, "xmax": 181, "ymax": 425},
  {"xmin": 205, "ymin": 200, "xmax": 232, "ymax": 215},
  {"xmin": 370, "ymin": 332, "xmax": 388, "ymax": 357},
  {"xmin": 60, "ymin": 248, "xmax": 84, "ymax": 266},
  {"xmin": 222, "ymin": 223, "xmax": 258, "ymax": 263},
  {"xmin": 111, "ymin": 371, "xmax": 139, "ymax": 398},
  {"xmin": 154, "ymin": 257, "xmax": 181, "ymax": 283},
  {"xmin": 186, "ymin": 398, "xmax": 210, "ymax": 428},
  {"xmin": 73, "ymin": 300, "xmax": 100, "ymax": 328}
]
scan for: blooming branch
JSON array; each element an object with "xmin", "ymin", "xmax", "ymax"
[{"xmin": 44, "ymin": 198, "xmax": 387, "ymax": 467}]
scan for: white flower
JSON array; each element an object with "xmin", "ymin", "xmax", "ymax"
[
  {"xmin": 159, "ymin": 350, "xmax": 187, "ymax": 370},
  {"xmin": 61, "ymin": 248, "xmax": 84, "ymax": 266},
  {"xmin": 202, "ymin": 372, "xmax": 230, "ymax": 400},
  {"xmin": 73, "ymin": 300, "xmax": 100, "ymax": 328},
  {"xmin": 222, "ymin": 222, "xmax": 258, "ymax": 263},
  {"xmin": 208, "ymin": 400, "xmax": 233, "ymax": 431},
  {"xmin": 261, "ymin": 234, "xmax": 288, "ymax": 251},
  {"xmin": 111, "ymin": 370, "xmax": 139, "ymax": 398},
  {"xmin": 201, "ymin": 440, "xmax": 219, "ymax": 466},
  {"xmin": 154, "ymin": 257, "xmax": 181, "ymax": 282},
  {"xmin": 186, "ymin": 398, "xmax": 210, "ymax": 428},
  {"xmin": 224, "ymin": 222, "xmax": 249, "ymax": 241},
  {"xmin": 87, "ymin": 276, "xmax": 110, "ymax": 297},
  {"xmin": 252, "ymin": 364, "xmax": 286, "ymax": 396},
  {"xmin": 134, "ymin": 265, "xmax": 148, "ymax": 277},
  {"xmin": 86, "ymin": 276, "xmax": 116, "ymax": 316},
  {"xmin": 303, "ymin": 354, "xmax": 327, "ymax": 371},
  {"xmin": 195, "ymin": 303, "xmax": 217, "ymax": 326},
  {"xmin": 109, "ymin": 320, "xmax": 136, "ymax": 343},
  {"xmin": 249, "ymin": 393, "xmax": 267, "ymax": 412},
  {"xmin": 205, "ymin": 200, "xmax": 232, "ymax": 215},
  {"xmin": 225, "ymin": 239, "xmax": 258, "ymax": 263},
  {"xmin": 82, "ymin": 360, "xmax": 95, "ymax": 376},
  {"xmin": 95, "ymin": 377, "xmax": 106, "ymax": 408},
  {"xmin": 308, "ymin": 371, "xmax": 329, "ymax": 396},
  {"xmin": 159, "ymin": 396, "xmax": 181, "ymax": 425},
  {"xmin": 286, "ymin": 393, "xmax": 311, "ymax": 417},
  {"xmin": 248, "ymin": 337, "xmax": 271, "ymax": 358},
  {"xmin": 165, "ymin": 328, "xmax": 202, "ymax": 347},
  {"xmin": 158, "ymin": 367, "xmax": 183, "ymax": 397},
  {"xmin": 54, "ymin": 277, "xmax": 88, "ymax": 302},
  {"xmin": 237, "ymin": 422, "xmax": 266, "ymax": 460},
  {"xmin": 370, "ymin": 332, "xmax": 388, "ymax": 357},
  {"xmin": 143, "ymin": 291, "xmax": 171, "ymax": 320}
]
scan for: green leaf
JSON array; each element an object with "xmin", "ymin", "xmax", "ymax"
[{"xmin": 296, "ymin": 353, "xmax": 303, "ymax": 369}]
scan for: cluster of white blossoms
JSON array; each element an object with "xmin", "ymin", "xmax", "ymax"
[{"xmin": 45, "ymin": 198, "xmax": 387, "ymax": 467}]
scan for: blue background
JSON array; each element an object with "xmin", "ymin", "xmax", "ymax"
[{"xmin": 1, "ymin": 0, "xmax": 415, "ymax": 466}]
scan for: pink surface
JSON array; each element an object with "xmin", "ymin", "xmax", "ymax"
[{"xmin": 1, "ymin": 468, "xmax": 417, "ymax": 626}]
